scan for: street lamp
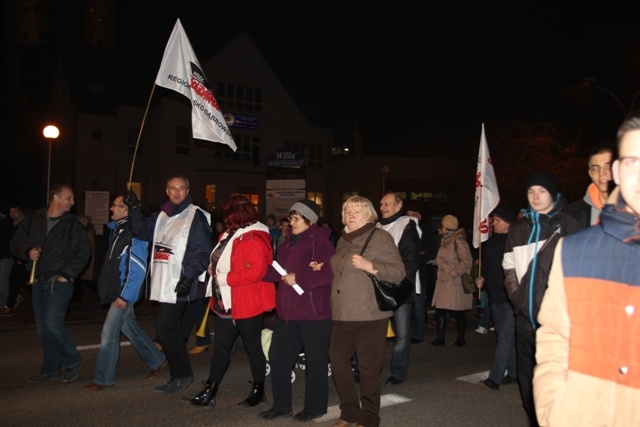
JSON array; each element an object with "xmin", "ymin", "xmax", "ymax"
[
  {"xmin": 582, "ymin": 76, "xmax": 640, "ymax": 118},
  {"xmin": 42, "ymin": 125, "xmax": 59, "ymax": 203}
]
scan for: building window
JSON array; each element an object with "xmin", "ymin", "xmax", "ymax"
[
  {"xmin": 214, "ymin": 133, "xmax": 259, "ymax": 165},
  {"xmin": 176, "ymin": 126, "xmax": 191, "ymax": 155},
  {"xmin": 307, "ymin": 192, "xmax": 323, "ymax": 216},
  {"xmin": 285, "ymin": 140, "xmax": 323, "ymax": 169},
  {"xmin": 205, "ymin": 184, "xmax": 216, "ymax": 212},
  {"xmin": 342, "ymin": 191, "xmax": 359, "ymax": 202},
  {"xmin": 92, "ymin": 129, "xmax": 103, "ymax": 142},
  {"xmin": 234, "ymin": 192, "xmax": 259, "ymax": 209},
  {"xmin": 127, "ymin": 127, "xmax": 142, "ymax": 155},
  {"xmin": 216, "ymin": 82, "xmax": 262, "ymax": 113}
]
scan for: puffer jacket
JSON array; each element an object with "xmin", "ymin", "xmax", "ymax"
[
  {"xmin": 330, "ymin": 223, "xmax": 405, "ymax": 321},
  {"xmin": 534, "ymin": 193, "xmax": 640, "ymax": 426}
]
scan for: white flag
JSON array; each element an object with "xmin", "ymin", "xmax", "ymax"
[
  {"xmin": 473, "ymin": 123, "xmax": 500, "ymax": 248},
  {"xmin": 155, "ymin": 19, "xmax": 237, "ymax": 151}
]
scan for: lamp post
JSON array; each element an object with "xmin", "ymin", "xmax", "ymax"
[
  {"xmin": 42, "ymin": 125, "xmax": 59, "ymax": 203},
  {"xmin": 582, "ymin": 76, "xmax": 640, "ymax": 118}
]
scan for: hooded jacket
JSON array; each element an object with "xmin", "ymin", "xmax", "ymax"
[{"xmin": 503, "ymin": 195, "xmax": 580, "ymax": 327}]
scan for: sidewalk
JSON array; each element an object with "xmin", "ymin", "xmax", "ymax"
[{"xmin": 0, "ymin": 285, "xmax": 159, "ymax": 332}]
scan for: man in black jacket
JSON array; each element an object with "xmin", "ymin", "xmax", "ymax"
[
  {"xmin": 11, "ymin": 184, "xmax": 90, "ymax": 383},
  {"xmin": 476, "ymin": 206, "xmax": 518, "ymax": 391}
]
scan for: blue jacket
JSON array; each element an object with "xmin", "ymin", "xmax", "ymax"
[{"xmin": 98, "ymin": 219, "xmax": 148, "ymax": 304}]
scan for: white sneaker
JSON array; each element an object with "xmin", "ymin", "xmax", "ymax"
[{"xmin": 475, "ymin": 326, "xmax": 488, "ymax": 335}]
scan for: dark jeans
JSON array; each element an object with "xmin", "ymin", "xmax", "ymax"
[
  {"xmin": 487, "ymin": 301, "xmax": 517, "ymax": 384},
  {"xmin": 515, "ymin": 315, "xmax": 540, "ymax": 427},
  {"xmin": 209, "ymin": 313, "xmax": 266, "ymax": 383},
  {"xmin": 269, "ymin": 317, "xmax": 332, "ymax": 415},
  {"xmin": 156, "ymin": 301, "xmax": 192, "ymax": 379},
  {"xmin": 32, "ymin": 279, "xmax": 81, "ymax": 374},
  {"xmin": 330, "ymin": 319, "xmax": 387, "ymax": 427},
  {"xmin": 390, "ymin": 301, "xmax": 413, "ymax": 380}
]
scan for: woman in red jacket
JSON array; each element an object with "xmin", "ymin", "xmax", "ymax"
[{"xmin": 184, "ymin": 195, "xmax": 276, "ymax": 408}]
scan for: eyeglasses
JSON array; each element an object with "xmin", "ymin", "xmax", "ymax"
[
  {"xmin": 589, "ymin": 163, "xmax": 612, "ymax": 173},
  {"xmin": 619, "ymin": 156, "xmax": 640, "ymax": 169},
  {"xmin": 288, "ymin": 215, "xmax": 304, "ymax": 223}
]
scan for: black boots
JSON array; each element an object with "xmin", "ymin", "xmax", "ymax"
[
  {"xmin": 237, "ymin": 381, "xmax": 266, "ymax": 407},
  {"xmin": 430, "ymin": 311, "xmax": 445, "ymax": 346},
  {"xmin": 454, "ymin": 311, "xmax": 467, "ymax": 347},
  {"xmin": 183, "ymin": 381, "xmax": 219, "ymax": 407}
]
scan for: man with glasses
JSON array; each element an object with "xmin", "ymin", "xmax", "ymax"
[
  {"xmin": 534, "ymin": 115, "xmax": 640, "ymax": 426},
  {"xmin": 84, "ymin": 196, "xmax": 167, "ymax": 390},
  {"xmin": 566, "ymin": 144, "xmax": 615, "ymax": 228}
]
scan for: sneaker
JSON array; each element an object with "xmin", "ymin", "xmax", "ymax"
[
  {"xmin": 30, "ymin": 371, "xmax": 63, "ymax": 383},
  {"xmin": 475, "ymin": 326, "xmax": 488, "ymax": 335},
  {"xmin": 481, "ymin": 378, "xmax": 500, "ymax": 391},
  {"xmin": 155, "ymin": 376, "xmax": 195, "ymax": 394},
  {"xmin": 0, "ymin": 306, "xmax": 13, "ymax": 317},
  {"xmin": 62, "ymin": 363, "xmax": 83, "ymax": 383}
]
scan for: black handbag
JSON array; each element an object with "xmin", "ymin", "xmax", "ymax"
[{"xmin": 360, "ymin": 228, "xmax": 414, "ymax": 311}]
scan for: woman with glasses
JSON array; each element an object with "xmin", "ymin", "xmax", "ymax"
[{"xmin": 259, "ymin": 200, "xmax": 336, "ymax": 421}]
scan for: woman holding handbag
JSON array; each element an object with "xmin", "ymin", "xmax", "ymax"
[
  {"xmin": 329, "ymin": 196, "xmax": 405, "ymax": 427},
  {"xmin": 430, "ymin": 214, "xmax": 473, "ymax": 347}
]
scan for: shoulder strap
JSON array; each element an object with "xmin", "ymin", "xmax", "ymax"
[{"xmin": 359, "ymin": 228, "xmax": 377, "ymax": 256}]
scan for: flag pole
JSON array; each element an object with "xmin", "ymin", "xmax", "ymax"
[
  {"xmin": 477, "ymin": 186, "xmax": 483, "ymax": 301},
  {"xmin": 127, "ymin": 84, "xmax": 158, "ymax": 190}
]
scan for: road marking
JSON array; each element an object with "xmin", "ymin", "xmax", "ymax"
[
  {"xmin": 314, "ymin": 394, "xmax": 412, "ymax": 423},
  {"xmin": 457, "ymin": 370, "xmax": 489, "ymax": 384}
]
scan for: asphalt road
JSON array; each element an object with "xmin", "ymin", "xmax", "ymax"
[{"xmin": 0, "ymin": 290, "xmax": 529, "ymax": 427}]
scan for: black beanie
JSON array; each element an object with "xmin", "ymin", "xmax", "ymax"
[
  {"xmin": 526, "ymin": 172, "xmax": 558, "ymax": 201},
  {"xmin": 491, "ymin": 206, "xmax": 517, "ymax": 225}
]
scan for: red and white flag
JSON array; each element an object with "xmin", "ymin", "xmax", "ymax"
[
  {"xmin": 155, "ymin": 19, "xmax": 237, "ymax": 151},
  {"xmin": 473, "ymin": 123, "xmax": 500, "ymax": 248}
]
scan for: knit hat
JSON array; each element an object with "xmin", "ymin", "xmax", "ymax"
[
  {"xmin": 526, "ymin": 172, "xmax": 558, "ymax": 201},
  {"xmin": 491, "ymin": 206, "xmax": 517, "ymax": 225},
  {"xmin": 441, "ymin": 214, "xmax": 459, "ymax": 230},
  {"xmin": 290, "ymin": 200, "xmax": 320, "ymax": 224}
]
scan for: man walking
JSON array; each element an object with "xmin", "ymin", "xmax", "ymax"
[
  {"xmin": 84, "ymin": 195, "xmax": 167, "ymax": 390},
  {"xmin": 476, "ymin": 206, "xmax": 518, "ymax": 391},
  {"xmin": 11, "ymin": 184, "xmax": 90, "ymax": 383},
  {"xmin": 534, "ymin": 114, "xmax": 640, "ymax": 426},
  {"xmin": 124, "ymin": 175, "xmax": 211, "ymax": 395},
  {"xmin": 378, "ymin": 192, "xmax": 421, "ymax": 385}
]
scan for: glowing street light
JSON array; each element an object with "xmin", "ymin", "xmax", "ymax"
[{"xmin": 43, "ymin": 125, "xmax": 59, "ymax": 202}]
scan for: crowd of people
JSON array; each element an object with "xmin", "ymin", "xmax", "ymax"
[{"xmin": 3, "ymin": 113, "xmax": 640, "ymax": 426}]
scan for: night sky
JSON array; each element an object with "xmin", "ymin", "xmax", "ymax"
[{"xmin": 119, "ymin": 3, "xmax": 640, "ymax": 156}]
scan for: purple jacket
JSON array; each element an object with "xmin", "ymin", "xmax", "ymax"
[{"xmin": 264, "ymin": 224, "xmax": 335, "ymax": 321}]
